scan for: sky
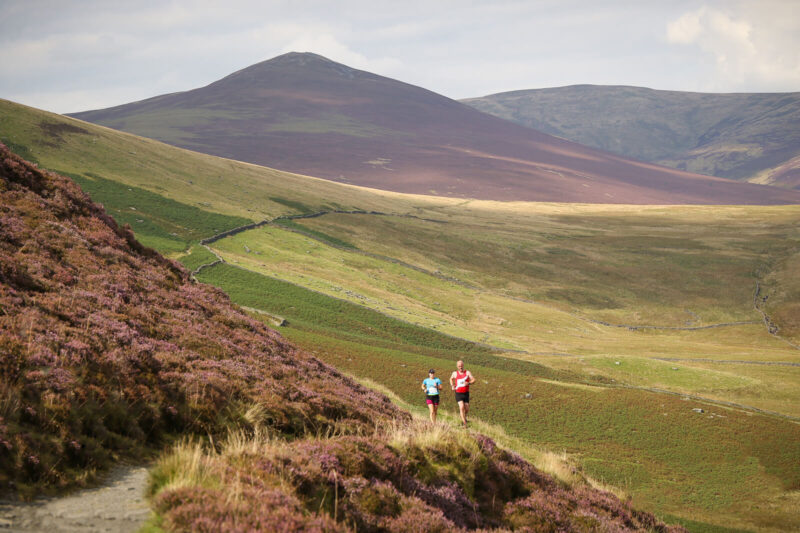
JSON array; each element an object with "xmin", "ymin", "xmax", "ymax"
[{"xmin": 1, "ymin": 0, "xmax": 798, "ymax": 114}]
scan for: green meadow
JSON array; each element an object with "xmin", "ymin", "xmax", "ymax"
[
  {"xmin": 204, "ymin": 213, "xmax": 800, "ymax": 412},
  {"xmin": 197, "ymin": 262, "xmax": 800, "ymax": 532},
  {"xmin": 3, "ymin": 98, "xmax": 800, "ymax": 531}
]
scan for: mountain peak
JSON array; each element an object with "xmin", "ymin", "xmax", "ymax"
[
  {"xmin": 226, "ymin": 51, "xmax": 364, "ymax": 82},
  {"xmin": 267, "ymin": 51, "xmax": 338, "ymax": 66}
]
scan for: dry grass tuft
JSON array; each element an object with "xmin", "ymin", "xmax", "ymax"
[{"xmin": 147, "ymin": 439, "xmax": 218, "ymax": 497}]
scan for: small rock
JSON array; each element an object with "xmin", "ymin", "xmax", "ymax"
[
  {"xmin": 524, "ymin": 393, "xmax": 532, "ymax": 399},
  {"xmin": 0, "ymin": 518, "xmax": 12, "ymax": 528},
  {"xmin": 671, "ymin": 367, "xmax": 678, "ymax": 370},
  {"xmin": 692, "ymin": 408, "xmax": 705, "ymax": 413},
  {"xmin": 614, "ymin": 361, "xmax": 620, "ymax": 365}
]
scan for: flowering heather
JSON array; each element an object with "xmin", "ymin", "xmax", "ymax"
[
  {"xmin": 151, "ymin": 425, "xmax": 685, "ymax": 532},
  {"xmin": 0, "ymin": 143, "xmax": 400, "ymax": 495}
]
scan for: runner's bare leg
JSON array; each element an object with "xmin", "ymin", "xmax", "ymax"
[{"xmin": 458, "ymin": 401, "xmax": 468, "ymax": 427}]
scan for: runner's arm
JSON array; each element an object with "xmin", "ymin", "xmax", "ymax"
[
  {"xmin": 467, "ymin": 371, "xmax": 475, "ymax": 383},
  {"xmin": 449, "ymin": 372, "xmax": 456, "ymax": 390}
]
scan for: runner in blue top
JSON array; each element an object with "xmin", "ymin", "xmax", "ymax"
[{"xmin": 421, "ymin": 369, "xmax": 442, "ymax": 423}]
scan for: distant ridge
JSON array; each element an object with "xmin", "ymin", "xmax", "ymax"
[
  {"xmin": 71, "ymin": 52, "xmax": 800, "ymax": 205},
  {"xmin": 462, "ymin": 85, "xmax": 800, "ymax": 190}
]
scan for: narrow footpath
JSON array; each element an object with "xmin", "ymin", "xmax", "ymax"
[{"xmin": 0, "ymin": 465, "xmax": 151, "ymax": 532}]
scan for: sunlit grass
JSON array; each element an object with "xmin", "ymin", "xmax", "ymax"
[
  {"xmin": 359, "ymin": 377, "xmax": 598, "ymax": 492},
  {"xmin": 279, "ymin": 324, "xmax": 800, "ymax": 532},
  {"xmin": 147, "ymin": 439, "xmax": 220, "ymax": 498},
  {"xmin": 209, "ymin": 221, "xmax": 800, "ymax": 398}
]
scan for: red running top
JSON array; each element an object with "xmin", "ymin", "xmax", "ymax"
[{"xmin": 454, "ymin": 370, "xmax": 470, "ymax": 393}]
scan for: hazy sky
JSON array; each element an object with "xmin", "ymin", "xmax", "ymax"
[{"xmin": 1, "ymin": 0, "xmax": 798, "ymax": 113}]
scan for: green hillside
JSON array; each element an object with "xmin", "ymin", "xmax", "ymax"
[
  {"xmin": 2, "ymin": 99, "xmax": 800, "ymax": 531},
  {"xmin": 462, "ymin": 86, "xmax": 800, "ymax": 188}
]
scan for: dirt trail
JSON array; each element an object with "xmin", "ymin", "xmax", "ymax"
[{"xmin": 0, "ymin": 465, "xmax": 151, "ymax": 532}]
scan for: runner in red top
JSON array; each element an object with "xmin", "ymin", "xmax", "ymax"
[{"xmin": 449, "ymin": 360, "xmax": 475, "ymax": 428}]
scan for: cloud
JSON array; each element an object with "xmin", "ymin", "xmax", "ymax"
[
  {"xmin": 666, "ymin": 8, "xmax": 706, "ymax": 44},
  {"xmin": 253, "ymin": 22, "xmax": 403, "ymax": 76},
  {"xmin": 2, "ymin": 1, "xmax": 797, "ymax": 113},
  {"xmin": 666, "ymin": 3, "xmax": 800, "ymax": 91}
]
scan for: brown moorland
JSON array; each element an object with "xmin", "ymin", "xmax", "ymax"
[{"xmin": 70, "ymin": 52, "xmax": 800, "ymax": 205}]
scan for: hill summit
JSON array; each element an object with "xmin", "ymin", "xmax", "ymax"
[{"xmin": 70, "ymin": 52, "xmax": 800, "ymax": 205}]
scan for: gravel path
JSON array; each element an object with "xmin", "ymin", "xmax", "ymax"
[{"xmin": 0, "ymin": 465, "xmax": 151, "ymax": 532}]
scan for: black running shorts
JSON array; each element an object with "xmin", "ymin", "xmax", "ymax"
[{"xmin": 455, "ymin": 391, "xmax": 470, "ymax": 403}]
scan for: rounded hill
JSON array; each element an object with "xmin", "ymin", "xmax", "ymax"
[{"xmin": 70, "ymin": 53, "xmax": 800, "ymax": 205}]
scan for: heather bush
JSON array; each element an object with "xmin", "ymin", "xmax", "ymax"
[
  {"xmin": 154, "ymin": 486, "xmax": 342, "ymax": 533},
  {"xmin": 0, "ymin": 144, "xmax": 401, "ymax": 495},
  {"xmin": 150, "ymin": 422, "xmax": 684, "ymax": 532}
]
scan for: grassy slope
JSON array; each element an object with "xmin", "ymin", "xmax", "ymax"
[
  {"xmin": 64, "ymin": 171, "xmax": 252, "ymax": 253},
  {"xmin": 195, "ymin": 263, "xmax": 800, "ymax": 532},
  {"xmin": 0, "ymin": 99, "xmax": 449, "ymax": 241},
  {"xmin": 206, "ymin": 212, "xmax": 800, "ymax": 408},
  {"xmin": 3, "ymin": 99, "xmax": 800, "ymax": 530},
  {"xmin": 250, "ymin": 206, "xmax": 800, "ymax": 326},
  {"xmin": 462, "ymin": 87, "xmax": 800, "ymax": 185}
]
